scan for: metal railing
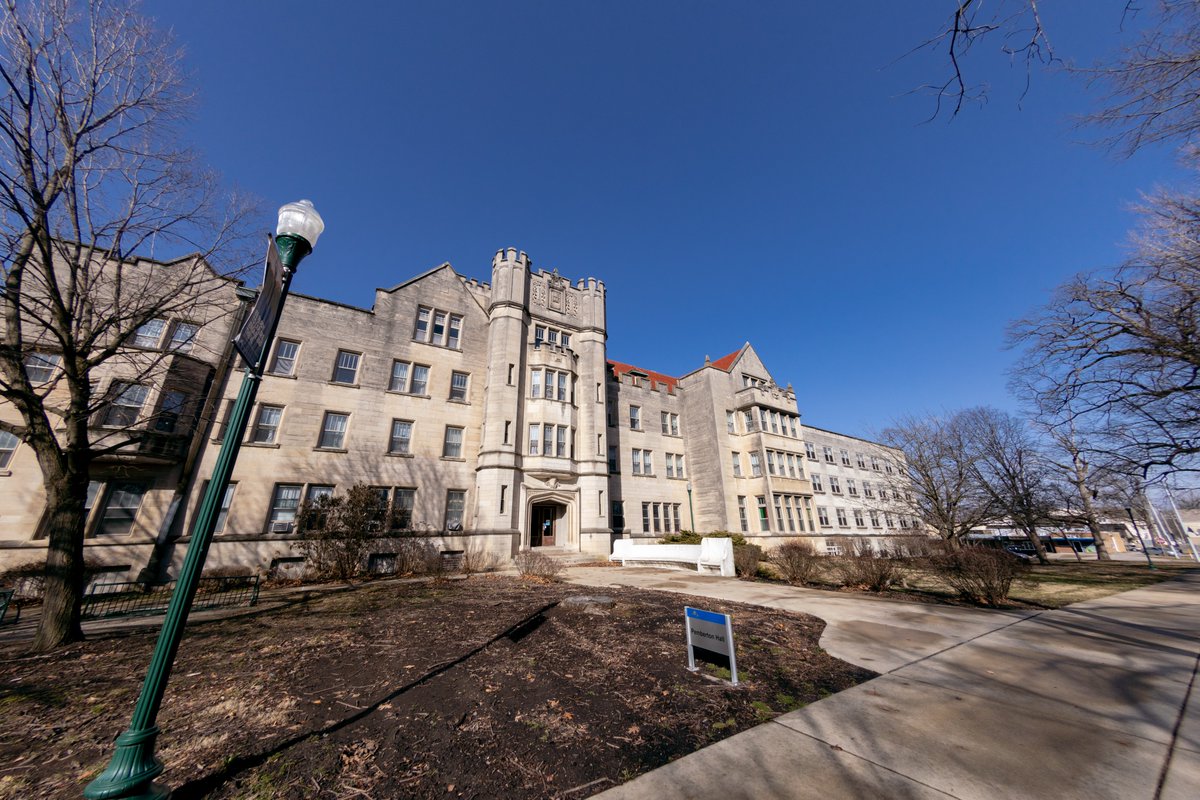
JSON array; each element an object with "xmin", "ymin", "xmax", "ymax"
[{"xmin": 81, "ymin": 575, "xmax": 260, "ymax": 620}]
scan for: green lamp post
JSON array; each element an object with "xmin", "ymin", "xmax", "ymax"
[
  {"xmin": 686, "ymin": 482, "xmax": 696, "ymax": 532},
  {"xmin": 83, "ymin": 200, "xmax": 325, "ymax": 800}
]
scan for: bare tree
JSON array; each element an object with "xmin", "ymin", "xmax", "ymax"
[
  {"xmin": 918, "ymin": 2, "xmax": 1200, "ymax": 156},
  {"xmin": 1011, "ymin": 175, "xmax": 1200, "ymax": 481},
  {"xmin": 964, "ymin": 407, "xmax": 1057, "ymax": 564},
  {"xmin": 1039, "ymin": 422, "xmax": 1114, "ymax": 561},
  {"xmin": 876, "ymin": 411, "xmax": 997, "ymax": 545},
  {"xmin": 0, "ymin": 0, "xmax": 254, "ymax": 651}
]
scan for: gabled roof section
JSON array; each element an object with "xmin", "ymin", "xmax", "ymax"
[
  {"xmin": 608, "ymin": 360, "xmax": 679, "ymax": 394},
  {"xmin": 710, "ymin": 343, "xmax": 750, "ymax": 372},
  {"xmin": 376, "ymin": 261, "xmax": 488, "ymax": 314}
]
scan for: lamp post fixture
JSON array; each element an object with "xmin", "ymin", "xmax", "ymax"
[
  {"xmin": 686, "ymin": 483, "xmax": 696, "ymax": 532},
  {"xmin": 84, "ymin": 201, "xmax": 324, "ymax": 800}
]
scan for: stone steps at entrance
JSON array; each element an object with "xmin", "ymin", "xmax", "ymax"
[{"xmin": 528, "ymin": 547, "xmax": 606, "ymax": 565}]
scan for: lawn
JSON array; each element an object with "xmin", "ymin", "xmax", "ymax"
[
  {"xmin": 789, "ymin": 557, "xmax": 1199, "ymax": 609},
  {"xmin": 0, "ymin": 576, "xmax": 873, "ymax": 799}
]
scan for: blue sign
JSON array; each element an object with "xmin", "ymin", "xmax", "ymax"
[{"xmin": 684, "ymin": 605, "xmax": 738, "ymax": 685}]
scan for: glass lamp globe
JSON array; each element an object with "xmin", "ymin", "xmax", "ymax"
[{"xmin": 276, "ymin": 199, "xmax": 325, "ymax": 248}]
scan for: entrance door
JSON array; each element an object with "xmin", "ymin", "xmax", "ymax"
[{"xmin": 531, "ymin": 503, "xmax": 558, "ymax": 547}]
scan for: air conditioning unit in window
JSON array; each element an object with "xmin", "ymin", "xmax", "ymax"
[{"xmin": 269, "ymin": 522, "xmax": 294, "ymax": 533}]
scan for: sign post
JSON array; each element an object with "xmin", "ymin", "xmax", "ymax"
[{"xmin": 685, "ymin": 606, "xmax": 738, "ymax": 686}]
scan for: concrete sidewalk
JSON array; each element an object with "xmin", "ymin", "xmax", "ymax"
[{"xmin": 570, "ymin": 568, "xmax": 1200, "ymax": 800}]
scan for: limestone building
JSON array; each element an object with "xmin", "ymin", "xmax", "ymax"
[{"xmin": 0, "ymin": 248, "xmax": 908, "ymax": 578}]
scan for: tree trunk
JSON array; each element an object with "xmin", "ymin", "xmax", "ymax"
[
  {"xmin": 1021, "ymin": 523, "xmax": 1050, "ymax": 565},
  {"xmin": 31, "ymin": 462, "xmax": 89, "ymax": 652},
  {"xmin": 1072, "ymin": 456, "xmax": 1110, "ymax": 561}
]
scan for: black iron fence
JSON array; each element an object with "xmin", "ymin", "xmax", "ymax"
[{"xmin": 81, "ymin": 575, "xmax": 260, "ymax": 620}]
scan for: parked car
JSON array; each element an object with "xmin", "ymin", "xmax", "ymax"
[{"xmin": 1003, "ymin": 546, "xmax": 1036, "ymax": 563}]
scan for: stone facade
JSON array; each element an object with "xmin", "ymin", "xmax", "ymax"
[{"xmin": 0, "ymin": 248, "xmax": 908, "ymax": 578}]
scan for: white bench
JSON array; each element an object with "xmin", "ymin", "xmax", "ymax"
[{"xmin": 610, "ymin": 537, "xmax": 735, "ymax": 577}]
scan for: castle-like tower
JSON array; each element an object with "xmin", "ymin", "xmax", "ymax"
[{"xmin": 475, "ymin": 249, "xmax": 610, "ymax": 554}]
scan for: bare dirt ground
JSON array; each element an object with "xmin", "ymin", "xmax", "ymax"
[{"xmin": 0, "ymin": 576, "xmax": 873, "ymax": 799}]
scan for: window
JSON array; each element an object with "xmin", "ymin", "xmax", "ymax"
[
  {"xmin": 251, "ymin": 405, "xmax": 282, "ymax": 444},
  {"xmin": 449, "ymin": 371, "xmax": 469, "ymax": 401},
  {"xmin": 789, "ymin": 417, "xmax": 799, "ymax": 438},
  {"xmin": 642, "ymin": 502, "xmax": 651, "ymax": 533},
  {"xmin": 543, "ymin": 424, "xmax": 553, "ymax": 455},
  {"xmin": 854, "ymin": 509, "xmax": 866, "ymax": 528},
  {"xmin": 530, "ymin": 424, "xmax": 541, "ymax": 455},
  {"xmin": 829, "ymin": 476, "xmax": 842, "ymax": 495},
  {"xmin": 744, "ymin": 410, "xmax": 756, "ymax": 432},
  {"xmin": 672, "ymin": 504, "xmax": 682, "ymax": 532},
  {"xmin": 24, "ymin": 352, "xmax": 60, "ymax": 385},
  {"xmin": 389, "ymin": 419, "xmax": 413, "ymax": 454},
  {"xmin": 389, "ymin": 361, "xmax": 410, "ymax": 392},
  {"xmin": 863, "ymin": 481, "xmax": 874, "ymax": 499},
  {"xmin": 629, "ymin": 406, "xmax": 641, "ymax": 430},
  {"xmin": 95, "ymin": 482, "xmax": 146, "ymax": 535},
  {"xmin": 132, "ymin": 318, "xmax": 166, "ymax": 348},
  {"xmin": 612, "ymin": 501, "xmax": 625, "ymax": 530},
  {"xmin": 507, "ymin": 422, "xmax": 513, "ymax": 445},
  {"xmin": 201, "ymin": 481, "xmax": 237, "ymax": 534},
  {"xmin": 302, "ymin": 485, "xmax": 335, "ymax": 530},
  {"xmin": 749, "ymin": 452, "xmax": 762, "ymax": 477},
  {"xmin": 817, "ymin": 506, "xmax": 830, "ymax": 527},
  {"xmin": 665, "ymin": 453, "xmax": 684, "ymax": 478},
  {"xmin": 269, "ymin": 484, "xmax": 302, "ymax": 529},
  {"xmin": 318, "ymin": 412, "xmax": 349, "ymax": 449},
  {"xmin": 731, "ymin": 452, "xmax": 742, "ymax": 477},
  {"xmin": 771, "ymin": 411, "xmax": 779, "ymax": 434},
  {"xmin": 168, "ymin": 322, "xmax": 199, "ymax": 353},
  {"xmin": 766, "ymin": 451, "xmax": 776, "ymax": 475},
  {"xmin": 737, "ymin": 496, "xmax": 748, "ymax": 532},
  {"xmin": 391, "ymin": 488, "xmax": 415, "ymax": 529},
  {"xmin": 661, "ymin": 412, "xmax": 679, "ymax": 435},
  {"xmin": 727, "ymin": 411, "xmax": 736, "ymax": 434},
  {"xmin": 632, "ymin": 448, "xmax": 652, "ymax": 475},
  {"xmin": 869, "ymin": 511, "xmax": 880, "ymax": 528},
  {"xmin": 608, "ymin": 445, "xmax": 618, "ymax": 472},
  {"xmin": 332, "ymin": 350, "xmax": 360, "ymax": 384},
  {"xmin": 836, "ymin": 508, "xmax": 849, "ymax": 527},
  {"xmin": 652, "ymin": 503, "xmax": 661, "ymax": 533},
  {"xmin": 871, "ymin": 456, "xmax": 881, "ymax": 471},
  {"xmin": 534, "ymin": 325, "xmax": 546, "ymax": 345},
  {"xmin": 774, "ymin": 495, "xmax": 784, "ymax": 529},
  {"xmin": 414, "ymin": 306, "xmax": 462, "ymax": 349},
  {"xmin": 847, "ymin": 479, "xmax": 858, "ymax": 497},
  {"xmin": 104, "ymin": 382, "xmax": 148, "ymax": 427},
  {"xmin": 786, "ymin": 453, "xmax": 797, "ymax": 478},
  {"xmin": 812, "ymin": 474, "xmax": 824, "ymax": 492},
  {"xmin": 443, "ymin": 426, "xmax": 464, "ymax": 458},
  {"xmin": 757, "ymin": 496, "xmax": 769, "ymax": 531},
  {"xmin": 806, "ymin": 442, "xmax": 817, "ymax": 460},
  {"xmin": 784, "ymin": 497, "xmax": 796, "ymax": 531},
  {"xmin": 760, "ymin": 408, "xmax": 769, "ymax": 431},
  {"xmin": 661, "ymin": 411, "xmax": 670, "ymax": 434},
  {"xmin": 556, "ymin": 426, "xmax": 566, "ymax": 457},
  {"xmin": 841, "ymin": 449, "xmax": 851, "ymax": 466},
  {"xmin": 531, "ymin": 369, "xmax": 542, "ymax": 398},
  {"xmin": 557, "ymin": 372, "xmax": 568, "ymax": 402},
  {"xmin": 270, "ymin": 339, "xmax": 300, "ymax": 376},
  {"xmin": 823, "ymin": 446, "xmax": 835, "ymax": 463},
  {"xmin": 856, "ymin": 452, "xmax": 867, "ymax": 469},
  {"xmin": 0, "ymin": 430, "xmax": 20, "ymax": 469},
  {"xmin": 411, "ymin": 364, "xmax": 429, "ymax": 395},
  {"xmin": 154, "ymin": 390, "xmax": 187, "ymax": 433},
  {"xmin": 445, "ymin": 490, "xmax": 466, "ymax": 530}
]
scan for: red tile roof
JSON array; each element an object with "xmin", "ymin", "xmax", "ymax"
[
  {"xmin": 710, "ymin": 346, "xmax": 744, "ymax": 372},
  {"xmin": 607, "ymin": 360, "xmax": 679, "ymax": 394}
]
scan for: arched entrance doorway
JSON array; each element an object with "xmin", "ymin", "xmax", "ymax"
[{"xmin": 530, "ymin": 501, "xmax": 566, "ymax": 547}]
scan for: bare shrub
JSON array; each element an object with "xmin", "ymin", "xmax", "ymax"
[
  {"xmin": 394, "ymin": 538, "xmax": 442, "ymax": 576},
  {"xmin": 931, "ymin": 546, "xmax": 1029, "ymax": 606},
  {"xmin": 514, "ymin": 550, "xmax": 563, "ymax": 581},
  {"xmin": 733, "ymin": 544, "xmax": 763, "ymax": 579},
  {"xmin": 771, "ymin": 541, "xmax": 822, "ymax": 585},
  {"xmin": 835, "ymin": 538, "xmax": 902, "ymax": 592},
  {"xmin": 461, "ymin": 543, "xmax": 501, "ymax": 574},
  {"xmin": 296, "ymin": 485, "xmax": 389, "ymax": 581}
]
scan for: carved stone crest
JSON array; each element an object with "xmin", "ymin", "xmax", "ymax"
[{"xmin": 531, "ymin": 280, "xmax": 547, "ymax": 307}]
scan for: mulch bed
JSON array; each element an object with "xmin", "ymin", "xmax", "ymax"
[{"xmin": 0, "ymin": 576, "xmax": 874, "ymax": 799}]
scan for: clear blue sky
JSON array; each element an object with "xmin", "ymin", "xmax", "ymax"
[{"xmin": 148, "ymin": 1, "xmax": 1180, "ymax": 439}]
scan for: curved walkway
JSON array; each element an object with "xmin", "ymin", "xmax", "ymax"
[{"xmin": 566, "ymin": 567, "xmax": 1200, "ymax": 800}]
